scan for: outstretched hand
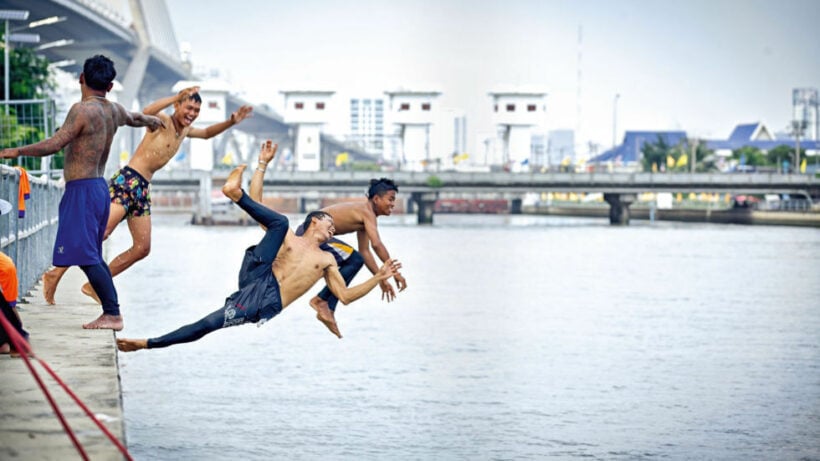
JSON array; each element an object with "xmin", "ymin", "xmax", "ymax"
[
  {"xmin": 380, "ymin": 279, "xmax": 397, "ymax": 302},
  {"xmin": 0, "ymin": 148, "xmax": 19, "ymax": 159},
  {"xmin": 231, "ymin": 105, "xmax": 253, "ymax": 125},
  {"xmin": 145, "ymin": 115, "xmax": 165, "ymax": 133},
  {"xmin": 178, "ymin": 86, "xmax": 200, "ymax": 103},
  {"xmin": 377, "ymin": 259, "xmax": 402, "ymax": 281},
  {"xmin": 394, "ymin": 273, "xmax": 408, "ymax": 292},
  {"xmin": 259, "ymin": 140, "xmax": 278, "ymax": 164}
]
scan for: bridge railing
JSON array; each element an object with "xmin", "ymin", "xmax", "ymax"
[{"xmin": 0, "ymin": 165, "xmax": 62, "ymax": 298}]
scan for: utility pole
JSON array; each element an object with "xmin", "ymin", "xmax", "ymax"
[
  {"xmin": 690, "ymin": 138, "xmax": 698, "ymax": 174},
  {"xmin": 612, "ymin": 93, "xmax": 620, "ymax": 149},
  {"xmin": 792, "ymin": 120, "xmax": 805, "ymax": 174},
  {"xmin": 2, "ymin": 9, "xmax": 31, "ymax": 113}
]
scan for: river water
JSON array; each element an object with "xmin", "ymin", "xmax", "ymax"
[{"xmin": 111, "ymin": 213, "xmax": 820, "ymax": 460}]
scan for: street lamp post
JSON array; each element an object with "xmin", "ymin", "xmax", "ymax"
[
  {"xmin": 2, "ymin": 11, "xmax": 66, "ymax": 106},
  {"xmin": 2, "ymin": 9, "xmax": 30, "ymax": 105},
  {"xmin": 690, "ymin": 138, "xmax": 698, "ymax": 174}
]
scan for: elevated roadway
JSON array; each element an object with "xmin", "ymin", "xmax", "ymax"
[
  {"xmin": 6, "ymin": 1, "xmax": 373, "ymax": 170},
  {"xmin": 5, "ymin": 0, "xmax": 188, "ymax": 103},
  {"xmin": 151, "ymin": 169, "xmax": 820, "ymax": 225}
]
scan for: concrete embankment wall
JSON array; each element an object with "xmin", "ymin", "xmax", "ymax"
[
  {"xmin": 522, "ymin": 205, "xmax": 820, "ymax": 228},
  {"xmin": 0, "ymin": 268, "xmax": 127, "ymax": 460}
]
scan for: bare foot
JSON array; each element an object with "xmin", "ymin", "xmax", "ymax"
[
  {"xmin": 116, "ymin": 338, "xmax": 148, "ymax": 352},
  {"xmin": 82, "ymin": 313, "xmax": 124, "ymax": 331},
  {"xmin": 310, "ymin": 297, "xmax": 342, "ymax": 339},
  {"xmin": 2, "ymin": 342, "xmax": 30, "ymax": 357},
  {"xmin": 43, "ymin": 267, "xmax": 67, "ymax": 305},
  {"xmin": 222, "ymin": 164, "xmax": 246, "ymax": 202},
  {"xmin": 81, "ymin": 283, "xmax": 102, "ymax": 305}
]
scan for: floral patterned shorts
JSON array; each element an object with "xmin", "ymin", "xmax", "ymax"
[{"xmin": 109, "ymin": 166, "xmax": 151, "ymax": 219}]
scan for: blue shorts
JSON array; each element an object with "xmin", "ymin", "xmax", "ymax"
[
  {"xmin": 53, "ymin": 178, "xmax": 109, "ymax": 266},
  {"xmin": 226, "ymin": 244, "xmax": 284, "ymax": 326}
]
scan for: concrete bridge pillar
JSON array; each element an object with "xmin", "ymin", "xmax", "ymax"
[
  {"xmin": 410, "ymin": 191, "xmax": 439, "ymax": 225},
  {"xmin": 300, "ymin": 195, "xmax": 321, "ymax": 213},
  {"xmin": 510, "ymin": 198, "xmax": 523, "ymax": 214},
  {"xmin": 604, "ymin": 193, "xmax": 637, "ymax": 225},
  {"xmin": 190, "ymin": 171, "xmax": 213, "ymax": 225}
]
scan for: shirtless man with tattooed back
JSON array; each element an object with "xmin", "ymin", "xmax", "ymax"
[
  {"xmin": 43, "ymin": 86, "xmax": 252, "ymax": 305},
  {"xmin": 0, "ymin": 54, "xmax": 163, "ymax": 330}
]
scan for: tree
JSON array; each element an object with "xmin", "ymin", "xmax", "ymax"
[
  {"xmin": 641, "ymin": 135, "xmax": 671, "ymax": 172},
  {"xmin": 0, "ymin": 41, "xmax": 58, "ymax": 170},
  {"xmin": 732, "ymin": 146, "xmax": 767, "ymax": 167},
  {"xmin": 689, "ymin": 138, "xmax": 718, "ymax": 172},
  {"xmin": 766, "ymin": 144, "xmax": 803, "ymax": 172},
  {"xmin": 641, "ymin": 135, "xmax": 693, "ymax": 172},
  {"xmin": 0, "ymin": 42, "xmax": 55, "ymax": 99}
]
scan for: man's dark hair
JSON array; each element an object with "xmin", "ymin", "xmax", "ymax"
[
  {"xmin": 181, "ymin": 92, "xmax": 202, "ymax": 104},
  {"xmin": 82, "ymin": 55, "xmax": 116, "ymax": 91},
  {"xmin": 302, "ymin": 210, "xmax": 332, "ymax": 231},
  {"xmin": 367, "ymin": 178, "xmax": 398, "ymax": 199}
]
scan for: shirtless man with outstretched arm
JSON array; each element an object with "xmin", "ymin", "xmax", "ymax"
[
  {"xmin": 43, "ymin": 87, "xmax": 252, "ymax": 304},
  {"xmin": 0, "ymin": 55, "xmax": 163, "ymax": 330},
  {"xmin": 250, "ymin": 145, "xmax": 407, "ymax": 338},
  {"xmin": 117, "ymin": 141, "xmax": 400, "ymax": 351}
]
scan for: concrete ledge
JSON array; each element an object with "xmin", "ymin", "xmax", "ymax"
[
  {"xmin": 524, "ymin": 205, "xmax": 820, "ymax": 227},
  {"xmin": 0, "ymin": 268, "xmax": 127, "ymax": 460}
]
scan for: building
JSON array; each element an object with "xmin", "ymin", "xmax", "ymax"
[
  {"xmin": 547, "ymin": 129, "xmax": 575, "ymax": 169},
  {"xmin": 349, "ymin": 96, "xmax": 385, "ymax": 157},
  {"xmin": 589, "ymin": 131, "xmax": 689, "ymax": 171},
  {"xmin": 793, "ymin": 88, "xmax": 819, "ymax": 142},
  {"xmin": 488, "ymin": 86, "xmax": 548, "ymax": 172},
  {"xmin": 431, "ymin": 108, "xmax": 467, "ymax": 170},
  {"xmin": 589, "ymin": 122, "xmax": 820, "ymax": 173},
  {"xmin": 385, "ymin": 87, "xmax": 441, "ymax": 172},
  {"xmin": 281, "ymin": 88, "xmax": 335, "ymax": 172}
]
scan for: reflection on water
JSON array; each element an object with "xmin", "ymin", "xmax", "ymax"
[{"xmin": 114, "ymin": 213, "xmax": 820, "ymax": 460}]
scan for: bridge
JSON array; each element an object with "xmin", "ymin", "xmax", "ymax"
[
  {"xmin": 150, "ymin": 169, "xmax": 820, "ymax": 225},
  {"xmin": 3, "ymin": 0, "xmax": 374, "ymax": 173}
]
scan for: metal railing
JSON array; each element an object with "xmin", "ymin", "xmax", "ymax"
[
  {"xmin": 1, "ymin": 98, "xmax": 59, "ymax": 172},
  {"xmin": 0, "ymin": 165, "xmax": 62, "ymax": 298},
  {"xmin": 1, "ymin": 98, "xmax": 62, "ymax": 298}
]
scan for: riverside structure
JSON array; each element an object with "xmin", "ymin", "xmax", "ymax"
[{"xmin": 148, "ymin": 168, "xmax": 820, "ymax": 225}]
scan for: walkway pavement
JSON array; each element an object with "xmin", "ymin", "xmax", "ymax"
[{"xmin": 0, "ymin": 268, "xmax": 127, "ymax": 460}]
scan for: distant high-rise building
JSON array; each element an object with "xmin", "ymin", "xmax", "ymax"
[
  {"xmin": 793, "ymin": 88, "xmax": 819, "ymax": 141},
  {"xmin": 349, "ymin": 97, "xmax": 385, "ymax": 156},
  {"xmin": 454, "ymin": 113, "xmax": 467, "ymax": 156},
  {"xmin": 547, "ymin": 130, "xmax": 575, "ymax": 166},
  {"xmin": 430, "ymin": 108, "xmax": 467, "ymax": 167},
  {"xmin": 530, "ymin": 134, "xmax": 548, "ymax": 168}
]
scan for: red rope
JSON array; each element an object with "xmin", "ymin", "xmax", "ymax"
[
  {"xmin": 37, "ymin": 357, "xmax": 134, "ymax": 460},
  {"xmin": 0, "ymin": 313, "xmax": 133, "ymax": 461}
]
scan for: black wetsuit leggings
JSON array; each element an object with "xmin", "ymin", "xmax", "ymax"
[
  {"xmin": 79, "ymin": 263, "xmax": 119, "ymax": 316},
  {"xmin": 318, "ymin": 250, "xmax": 364, "ymax": 312},
  {"xmin": 147, "ymin": 191, "xmax": 287, "ymax": 349}
]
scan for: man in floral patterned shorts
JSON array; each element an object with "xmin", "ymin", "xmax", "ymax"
[{"xmin": 43, "ymin": 86, "xmax": 253, "ymax": 304}]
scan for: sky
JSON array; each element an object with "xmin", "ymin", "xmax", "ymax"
[{"xmin": 158, "ymin": 0, "xmax": 820, "ymax": 156}]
